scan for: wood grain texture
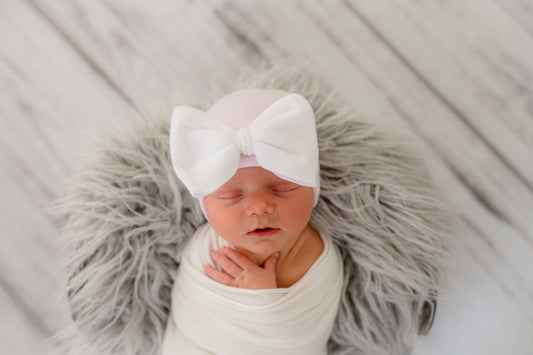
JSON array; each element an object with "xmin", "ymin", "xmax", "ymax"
[
  {"xmin": 495, "ymin": 0, "xmax": 533, "ymax": 38},
  {"xmin": 1, "ymin": 0, "xmax": 532, "ymax": 354},
  {"xmin": 0, "ymin": 0, "xmax": 136, "ymax": 347},
  {"xmin": 351, "ymin": 0, "xmax": 533, "ymax": 184},
  {"xmin": 0, "ymin": 284, "xmax": 52, "ymax": 355}
]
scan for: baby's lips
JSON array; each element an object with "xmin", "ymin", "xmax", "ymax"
[
  {"xmin": 249, "ymin": 225, "xmax": 273, "ymax": 232},
  {"xmin": 247, "ymin": 227, "xmax": 280, "ymax": 237}
]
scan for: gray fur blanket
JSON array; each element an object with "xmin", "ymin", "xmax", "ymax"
[{"xmin": 53, "ymin": 68, "xmax": 450, "ymax": 355}]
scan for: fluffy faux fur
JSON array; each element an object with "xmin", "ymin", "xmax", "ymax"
[{"xmin": 52, "ymin": 68, "xmax": 450, "ymax": 355}]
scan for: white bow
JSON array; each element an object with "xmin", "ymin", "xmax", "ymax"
[{"xmin": 169, "ymin": 93, "xmax": 319, "ymax": 197}]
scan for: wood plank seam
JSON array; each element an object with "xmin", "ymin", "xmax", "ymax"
[
  {"xmin": 340, "ymin": 0, "xmax": 533, "ymax": 193},
  {"xmin": 26, "ymin": 0, "xmax": 140, "ymax": 111}
]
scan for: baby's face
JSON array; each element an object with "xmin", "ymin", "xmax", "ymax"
[{"xmin": 204, "ymin": 167, "xmax": 314, "ymax": 263}]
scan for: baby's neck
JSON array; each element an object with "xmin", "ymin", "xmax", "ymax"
[{"xmin": 278, "ymin": 225, "xmax": 324, "ymax": 287}]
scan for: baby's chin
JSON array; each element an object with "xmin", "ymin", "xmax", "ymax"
[{"xmin": 236, "ymin": 239, "xmax": 280, "ymax": 265}]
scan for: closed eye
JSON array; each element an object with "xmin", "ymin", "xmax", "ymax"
[
  {"xmin": 271, "ymin": 183, "xmax": 299, "ymax": 193},
  {"xmin": 218, "ymin": 192, "xmax": 243, "ymax": 199},
  {"xmin": 215, "ymin": 189, "xmax": 244, "ymax": 200}
]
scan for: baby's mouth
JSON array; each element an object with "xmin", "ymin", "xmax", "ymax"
[{"xmin": 247, "ymin": 227, "xmax": 280, "ymax": 237}]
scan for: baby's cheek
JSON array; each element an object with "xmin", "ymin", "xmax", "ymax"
[
  {"xmin": 281, "ymin": 205, "xmax": 312, "ymax": 231},
  {"xmin": 207, "ymin": 210, "xmax": 233, "ymax": 236},
  {"xmin": 296, "ymin": 192, "xmax": 315, "ymax": 215},
  {"xmin": 212, "ymin": 220, "xmax": 236, "ymax": 239}
]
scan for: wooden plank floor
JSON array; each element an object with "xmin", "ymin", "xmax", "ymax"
[{"xmin": 1, "ymin": 0, "xmax": 532, "ymax": 354}]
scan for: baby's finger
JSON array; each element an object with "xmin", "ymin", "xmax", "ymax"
[
  {"xmin": 220, "ymin": 246, "xmax": 256, "ymax": 269},
  {"xmin": 204, "ymin": 265, "xmax": 234, "ymax": 286},
  {"xmin": 263, "ymin": 252, "xmax": 279, "ymax": 271},
  {"xmin": 211, "ymin": 250, "xmax": 242, "ymax": 278}
]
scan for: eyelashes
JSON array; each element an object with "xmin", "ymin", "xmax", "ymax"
[
  {"xmin": 271, "ymin": 181, "xmax": 299, "ymax": 193},
  {"xmin": 271, "ymin": 185, "xmax": 298, "ymax": 193},
  {"xmin": 215, "ymin": 185, "xmax": 298, "ymax": 200},
  {"xmin": 212, "ymin": 178, "xmax": 301, "ymax": 201},
  {"xmin": 217, "ymin": 191, "xmax": 244, "ymax": 200}
]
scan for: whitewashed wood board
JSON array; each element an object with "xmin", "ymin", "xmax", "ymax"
[{"xmin": 1, "ymin": 0, "xmax": 532, "ymax": 354}]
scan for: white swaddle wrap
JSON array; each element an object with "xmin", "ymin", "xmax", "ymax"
[{"xmin": 162, "ymin": 223, "xmax": 343, "ymax": 355}]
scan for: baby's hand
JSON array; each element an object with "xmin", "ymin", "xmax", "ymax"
[{"xmin": 205, "ymin": 246, "xmax": 279, "ymax": 290}]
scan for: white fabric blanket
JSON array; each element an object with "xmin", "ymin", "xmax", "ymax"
[{"xmin": 162, "ymin": 223, "xmax": 343, "ymax": 355}]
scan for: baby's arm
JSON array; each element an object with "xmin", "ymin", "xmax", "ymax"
[{"xmin": 205, "ymin": 246, "xmax": 279, "ymax": 290}]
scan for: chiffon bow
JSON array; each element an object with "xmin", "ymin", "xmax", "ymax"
[{"xmin": 169, "ymin": 93, "xmax": 319, "ymax": 197}]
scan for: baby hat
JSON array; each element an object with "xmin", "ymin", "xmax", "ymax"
[{"xmin": 169, "ymin": 88, "xmax": 321, "ymax": 209}]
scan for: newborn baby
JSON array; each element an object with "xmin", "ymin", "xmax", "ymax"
[{"xmin": 163, "ymin": 89, "xmax": 344, "ymax": 354}]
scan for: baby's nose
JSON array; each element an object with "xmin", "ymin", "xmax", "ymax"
[{"xmin": 246, "ymin": 193, "xmax": 275, "ymax": 216}]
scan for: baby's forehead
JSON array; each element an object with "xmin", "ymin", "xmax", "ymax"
[{"xmin": 207, "ymin": 89, "xmax": 289, "ymax": 130}]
